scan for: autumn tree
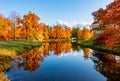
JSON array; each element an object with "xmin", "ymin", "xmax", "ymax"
[
  {"xmin": 15, "ymin": 17, "xmax": 22, "ymax": 39},
  {"xmin": 0, "ymin": 14, "xmax": 11, "ymax": 40},
  {"xmin": 72, "ymin": 27, "xmax": 94, "ymax": 40},
  {"xmin": 48, "ymin": 26, "xmax": 53, "ymax": 39},
  {"xmin": 82, "ymin": 28, "xmax": 92, "ymax": 41},
  {"xmin": 51, "ymin": 25, "xmax": 64, "ymax": 39},
  {"xmin": 36, "ymin": 23, "xmax": 45, "ymax": 41},
  {"xmin": 92, "ymin": 0, "xmax": 120, "ymax": 48},
  {"xmin": 103, "ymin": 0, "xmax": 120, "ymax": 27},
  {"xmin": 91, "ymin": 0, "xmax": 120, "ymax": 33},
  {"xmin": 72, "ymin": 27, "xmax": 79, "ymax": 38},
  {"xmin": 94, "ymin": 26, "xmax": 120, "ymax": 48},
  {"xmin": 22, "ymin": 11, "xmax": 40, "ymax": 41},
  {"xmin": 65, "ymin": 27, "xmax": 72, "ymax": 39},
  {"xmin": 91, "ymin": 8, "xmax": 107, "ymax": 31},
  {"xmin": 77, "ymin": 28, "xmax": 83, "ymax": 39},
  {"xmin": 43, "ymin": 25, "xmax": 49, "ymax": 40}
]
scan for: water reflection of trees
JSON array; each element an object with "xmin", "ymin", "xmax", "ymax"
[
  {"xmin": 83, "ymin": 48, "xmax": 91, "ymax": 59},
  {"xmin": 16, "ymin": 42, "xmax": 92, "ymax": 72},
  {"xmin": 72, "ymin": 42, "xmax": 91, "ymax": 59},
  {"xmin": 15, "ymin": 42, "xmax": 120, "ymax": 81},
  {"xmin": 51, "ymin": 42, "xmax": 72, "ymax": 55},
  {"xmin": 16, "ymin": 42, "xmax": 72, "ymax": 72},
  {"xmin": 91, "ymin": 51, "xmax": 120, "ymax": 81},
  {"xmin": 42, "ymin": 43, "xmax": 50, "ymax": 56},
  {"xmin": 0, "ymin": 56, "xmax": 12, "ymax": 72},
  {"xmin": 16, "ymin": 48, "xmax": 44, "ymax": 72},
  {"xmin": 42, "ymin": 42, "xmax": 72, "ymax": 55},
  {"xmin": 72, "ymin": 43, "xmax": 81, "ymax": 51}
]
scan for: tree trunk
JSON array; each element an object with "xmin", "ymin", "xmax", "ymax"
[{"xmin": 13, "ymin": 24, "xmax": 16, "ymax": 41}]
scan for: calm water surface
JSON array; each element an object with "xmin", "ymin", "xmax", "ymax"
[{"xmin": 5, "ymin": 42, "xmax": 120, "ymax": 81}]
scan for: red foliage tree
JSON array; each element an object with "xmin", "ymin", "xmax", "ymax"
[{"xmin": 92, "ymin": 0, "xmax": 120, "ymax": 48}]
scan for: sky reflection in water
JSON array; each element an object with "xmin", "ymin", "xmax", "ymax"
[{"xmin": 6, "ymin": 42, "xmax": 120, "ymax": 81}]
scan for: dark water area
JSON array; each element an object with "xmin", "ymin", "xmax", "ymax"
[{"xmin": 5, "ymin": 42, "xmax": 120, "ymax": 81}]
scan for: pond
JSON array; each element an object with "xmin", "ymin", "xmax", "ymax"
[{"xmin": 5, "ymin": 42, "xmax": 120, "ymax": 81}]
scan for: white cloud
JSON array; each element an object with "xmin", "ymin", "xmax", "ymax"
[
  {"xmin": 56, "ymin": 20, "xmax": 91, "ymax": 29},
  {"xmin": 56, "ymin": 20, "xmax": 70, "ymax": 27},
  {"xmin": 41, "ymin": 22, "xmax": 49, "ymax": 25}
]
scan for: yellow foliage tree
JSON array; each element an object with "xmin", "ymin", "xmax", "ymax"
[
  {"xmin": 83, "ymin": 48, "xmax": 91, "ymax": 59},
  {"xmin": 77, "ymin": 28, "xmax": 83, "ymax": 39},
  {"xmin": 82, "ymin": 28, "xmax": 91, "ymax": 41},
  {"xmin": 90, "ymin": 31, "xmax": 94, "ymax": 39},
  {"xmin": 82, "ymin": 28, "xmax": 94, "ymax": 41}
]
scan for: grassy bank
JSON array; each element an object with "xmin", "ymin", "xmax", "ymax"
[
  {"xmin": 0, "ymin": 40, "xmax": 41, "ymax": 57},
  {"xmin": 78, "ymin": 39, "xmax": 120, "ymax": 56},
  {"xmin": 41, "ymin": 39, "xmax": 72, "ymax": 43}
]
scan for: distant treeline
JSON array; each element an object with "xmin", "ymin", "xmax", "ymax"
[{"xmin": 0, "ymin": 11, "xmax": 94, "ymax": 41}]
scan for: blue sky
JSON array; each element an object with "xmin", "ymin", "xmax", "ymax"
[{"xmin": 0, "ymin": 0, "xmax": 114, "ymax": 26}]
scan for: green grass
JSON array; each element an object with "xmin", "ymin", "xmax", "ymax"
[
  {"xmin": 41, "ymin": 39, "xmax": 72, "ymax": 43},
  {"xmin": 78, "ymin": 39, "xmax": 120, "ymax": 56},
  {"xmin": 0, "ymin": 40, "xmax": 41, "ymax": 56},
  {"xmin": 78, "ymin": 39, "xmax": 93, "ymax": 47},
  {"xmin": 0, "ymin": 40, "xmax": 41, "ymax": 50}
]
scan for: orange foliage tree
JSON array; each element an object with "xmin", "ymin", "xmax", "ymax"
[
  {"xmin": 65, "ymin": 27, "xmax": 72, "ymax": 39},
  {"xmin": 0, "ymin": 11, "xmax": 94, "ymax": 41},
  {"xmin": 22, "ymin": 11, "xmax": 40, "ymax": 41},
  {"xmin": 43, "ymin": 25, "xmax": 49, "ymax": 40},
  {"xmin": 92, "ymin": 0, "xmax": 120, "ymax": 48},
  {"xmin": 51, "ymin": 25, "xmax": 64, "ymax": 39},
  {"xmin": 0, "ymin": 14, "xmax": 11, "ymax": 40},
  {"xmin": 50, "ymin": 25, "xmax": 72, "ymax": 39}
]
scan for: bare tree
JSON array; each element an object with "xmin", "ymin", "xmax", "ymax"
[{"xmin": 8, "ymin": 11, "xmax": 19, "ymax": 40}]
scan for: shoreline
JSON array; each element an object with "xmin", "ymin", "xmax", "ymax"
[
  {"xmin": 78, "ymin": 40, "xmax": 120, "ymax": 56},
  {"xmin": 0, "ymin": 40, "xmax": 41, "ymax": 72}
]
